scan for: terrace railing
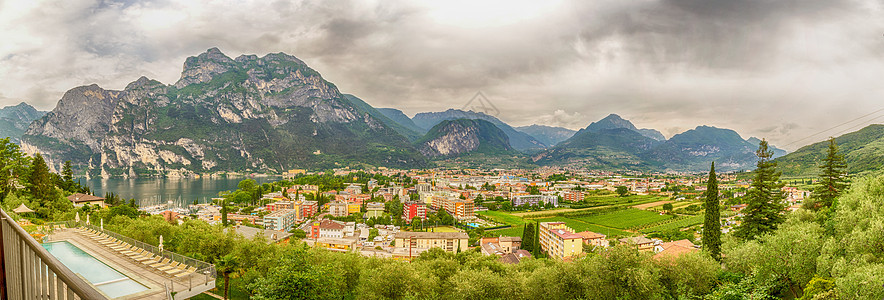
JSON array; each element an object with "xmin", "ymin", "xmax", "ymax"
[
  {"xmin": 0, "ymin": 208, "xmax": 107, "ymax": 300},
  {"xmin": 79, "ymin": 223, "xmax": 216, "ymax": 292}
]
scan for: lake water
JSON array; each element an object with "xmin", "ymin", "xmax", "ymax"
[{"xmin": 81, "ymin": 176, "xmax": 281, "ymax": 208}]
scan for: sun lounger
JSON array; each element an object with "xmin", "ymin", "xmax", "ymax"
[
  {"xmin": 135, "ymin": 254, "xmax": 158, "ymax": 262},
  {"xmin": 120, "ymin": 247, "xmax": 142, "ymax": 256},
  {"xmin": 142, "ymin": 256, "xmax": 163, "ymax": 265},
  {"xmin": 174, "ymin": 267, "xmax": 197, "ymax": 278},
  {"xmin": 157, "ymin": 262, "xmax": 181, "ymax": 272},
  {"xmin": 150, "ymin": 258, "xmax": 171, "ymax": 268},
  {"xmin": 124, "ymin": 249, "xmax": 145, "ymax": 257},
  {"xmin": 166, "ymin": 265, "xmax": 189, "ymax": 275}
]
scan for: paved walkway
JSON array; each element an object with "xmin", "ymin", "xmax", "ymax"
[{"xmin": 47, "ymin": 229, "xmax": 214, "ymax": 299}]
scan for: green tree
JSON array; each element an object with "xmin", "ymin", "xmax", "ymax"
[
  {"xmin": 0, "ymin": 138, "xmax": 29, "ymax": 200},
  {"xmin": 61, "ymin": 160, "xmax": 75, "ymax": 192},
  {"xmin": 216, "ymin": 253, "xmax": 240, "ymax": 300},
  {"xmin": 616, "ymin": 186, "xmax": 629, "ymax": 197},
  {"xmin": 810, "ymin": 138, "xmax": 848, "ymax": 211},
  {"xmin": 521, "ymin": 222, "xmax": 535, "ymax": 255},
  {"xmin": 735, "ymin": 139, "xmax": 785, "ymax": 240},
  {"xmin": 28, "ymin": 153, "xmax": 58, "ymax": 209},
  {"xmin": 662, "ymin": 203, "xmax": 674, "ymax": 212},
  {"xmin": 703, "ymin": 162, "xmax": 721, "ymax": 261}
]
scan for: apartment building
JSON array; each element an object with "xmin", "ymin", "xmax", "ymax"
[
  {"xmin": 539, "ymin": 222, "xmax": 584, "ymax": 259},
  {"xmin": 263, "ymin": 209, "xmax": 297, "ymax": 232},
  {"xmin": 393, "ymin": 232, "xmax": 469, "ymax": 253}
]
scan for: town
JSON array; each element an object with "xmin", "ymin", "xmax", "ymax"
[{"xmin": 120, "ymin": 167, "xmax": 813, "ymax": 263}]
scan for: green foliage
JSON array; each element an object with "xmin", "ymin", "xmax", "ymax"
[
  {"xmin": 703, "ymin": 162, "xmax": 722, "ymax": 261},
  {"xmin": 735, "ymin": 140, "xmax": 785, "ymax": 240},
  {"xmin": 661, "ymin": 203, "xmax": 674, "ymax": 211},
  {"xmin": 615, "ymin": 186, "xmax": 628, "ymax": 197},
  {"xmin": 809, "ymin": 138, "xmax": 848, "ymax": 211}
]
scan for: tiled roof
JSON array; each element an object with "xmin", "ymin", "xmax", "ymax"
[
  {"xmin": 67, "ymin": 193, "xmax": 104, "ymax": 203},
  {"xmin": 551, "ymin": 229, "xmax": 582, "ymax": 240},
  {"xmin": 653, "ymin": 245, "xmax": 697, "ymax": 260},
  {"xmin": 576, "ymin": 231, "xmax": 606, "ymax": 239}
]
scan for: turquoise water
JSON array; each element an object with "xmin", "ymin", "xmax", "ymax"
[
  {"xmin": 42, "ymin": 241, "xmax": 149, "ymax": 298},
  {"xmin": 81, "ymin": 176, "xmax": 280, "ymax": 207},
  {"xmin": 467, "ymin": 223, "xmax": 481, "ymax": 228}
]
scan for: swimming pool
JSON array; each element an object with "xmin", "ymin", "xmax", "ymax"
[{"xmin": 42, "ymin": 241, "xmax": 150, "ymax": 298}]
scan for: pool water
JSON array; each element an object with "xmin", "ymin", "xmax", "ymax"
[{"xmin": 42, "ymin": 241, "xmax": 150, "ymax": 298}]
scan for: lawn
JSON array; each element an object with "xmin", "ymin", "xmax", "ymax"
[
  {"xmin": 577, "ymin": 209, "xmax": 673, "ymax": 229},
  {"xmin": 534, "ymin": 217, "xmax": 633, "ymax": 237},
  {"xmin": 476, "ymin": 210, "xmax": 526, "ymax": 226}
]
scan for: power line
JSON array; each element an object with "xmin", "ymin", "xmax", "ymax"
[{"xmin": 780, "ymin": 107, "xmax": 884, "ymax": 148}]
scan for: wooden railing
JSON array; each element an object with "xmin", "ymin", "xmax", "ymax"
[{"xmin": 0, "ymin": 208, "xmax": 107, "ymax": 300}]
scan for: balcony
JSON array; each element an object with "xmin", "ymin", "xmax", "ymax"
[
  {"xmin": 1, "ymin": 207, "xmax": 106, "ymax": 299},
  {"xmin": 2, "ymin": 207, "xmax": 216, "ymax": 299}
]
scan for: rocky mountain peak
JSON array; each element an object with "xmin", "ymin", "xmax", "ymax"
[
  {"xmin": 585, "ymin": 114, "xmax": 638, "ymax": 132},
  {"xmin": 125, "ymin": 76, "xmax": 163, "ymax": 90},
  {"xmin": 174, "ymin": 47, "xmax": 236, "ymax": 88}
]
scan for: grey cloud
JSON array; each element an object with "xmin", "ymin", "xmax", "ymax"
[{"xmin": 0, "ymin": 0, "xmax": 882, "ymax": 151}]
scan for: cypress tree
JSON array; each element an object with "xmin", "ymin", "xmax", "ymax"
[
  {"xmin": 702, "ymin": 162, "xmax": 721, "ymax": 261},
  {"xmin": 735, "ymin": 139, "xmax": 786, "ymax": 240},
  {"xmin": 521, "ymin": 222, "xmax": 535, "ymax": 255},
  {"xmin": 811, "ymin": 138, "xmax": 848, "ymax": 210}
]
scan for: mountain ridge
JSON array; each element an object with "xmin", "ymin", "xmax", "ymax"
[{"xmin": 22, "ymin": 48, "xmax": 428, "ymax": 176}]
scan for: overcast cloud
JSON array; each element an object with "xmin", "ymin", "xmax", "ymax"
[{"xmin": 1, "ymin": 0, "xmax": 883, "ymax": 150}]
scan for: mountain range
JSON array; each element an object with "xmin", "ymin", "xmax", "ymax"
[
  {"xmin": 0, "ymin": 102, "xmax": 46, "ymax": 144},
  {"xmin": 514, "ymin": 125, "xmax": 576, "ymax": 146},
  {"xmin": 13, "ymin": 48, "xmax": 847, "ymax": 176},
  {"xmin": 533, "ymin": 114, "xmax": 786, "ymax": 172},
  {"xmin": 21, "ymin": 48, "xmax": 428, "ymax": 176}
]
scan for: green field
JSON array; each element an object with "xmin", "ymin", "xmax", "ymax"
[
  {"xmin": 485, "ymin": 226, "xmax": 525, "ymax": 238},
  {"xmin": 640, "ymin": 214, "xmax": 705, "ymax": 233},
  {"xmin": 583, "ymin": 194, "xmax": 670, "ymax": 207},
  {"xmin": 577, "ymin": 209, "xmax": 673, "ymax": 229},
  {"xmin": 534, "ymin": 217, "xmax": 633, "ymax": 237},
  {"xmin": 476, "ymin": 210, "xmax": 526, "ymax": 226}
]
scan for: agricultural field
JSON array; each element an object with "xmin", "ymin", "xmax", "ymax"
[
  {"xmin": 534, "ymin": 217, "xmax": 633, "ymax": 237},
  {"xmin": 639, "ymin": 214, "xmax": 705, "ymax": 234},
  {"xmin": 633, "ymin": 200, "xmax": 672, "ymax": 210},
  {"xmin": 583, "ymin": 194, "xmax": 670, "ymax": 207},
  {"xmin": 577, "ymin": 209, "xmax": 673, "ymax": 229},
  {"xmin": 476, "ymin": 210, "xmax": 526, "ymax": 226}
]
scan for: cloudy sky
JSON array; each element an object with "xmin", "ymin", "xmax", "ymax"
[{"xmin": 1, "ymin": 0, "xmax": 883, "ymax": 150}]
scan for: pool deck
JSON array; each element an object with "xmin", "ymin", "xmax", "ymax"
[{"xmin": 46, "ymin": 229, "xmax": 214, "ymax": 299}]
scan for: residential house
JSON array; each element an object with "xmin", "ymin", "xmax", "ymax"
[
  {"xmin": 66, "ymin": 193, "xmax": 106, "ymax": 208},
  {"xmin": 619, "ymin": 236, "xmax": 657, "ymax": 252},
  {"xmin": 576, "ymin": 231, "xmax": 609, "ymax": 248}
]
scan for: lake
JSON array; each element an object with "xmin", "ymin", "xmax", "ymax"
[{"xmin": 80, "ymin": 176, "xmax": 281, "ymax": 208}]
